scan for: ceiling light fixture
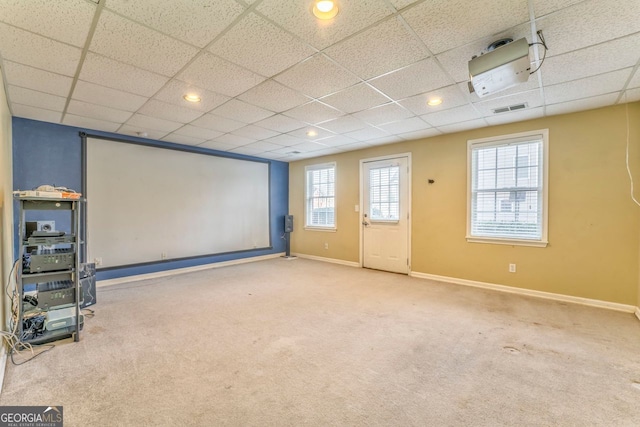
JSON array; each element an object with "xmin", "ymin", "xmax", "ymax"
[
  {"xmin": 313, "ymin": 0, "xmax": 339, "ymax": 20},
  {"xmin": 427, "ymin": 98, "xmax": 443, "ymax": 106},
  {"xmin": 306, "ymin": 130, "xmax": 318, "ymax": 137},
  {"xmin": 183, "ymin": 94, "xmax": 201, "ymax": 103}
]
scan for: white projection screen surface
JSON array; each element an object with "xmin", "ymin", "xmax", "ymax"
[{"xmin": 86, "ymin": 137, "xmax": 271, "ymax": 268}]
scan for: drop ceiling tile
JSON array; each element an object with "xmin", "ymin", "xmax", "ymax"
[
  {"xmin": 316, "ymin": 135, "xmax": 359, "ymax": 147},
  {"xmin": 288, "ymin": 127, "xmax": 335, "ymax": 141},
  {"xmin": 62, "ymin": 114, "xmax": 121, "ymax": 133},
  {"xmin": 624, "ymin": 88, "xmax": 640, "ymax": 103},
  {"xmin": 628, "ymin": 68, "xmax": 640, "ymax": 89},
  {"xmin": 378, "ymin": 117, "xmax": 432, "ymax": 134},
  {"xmin": 161, "ymin": 133, "xmax": 206, "ymax": 146},
  {"xmin": 8, "ymin": 86, "xmax": 66, "ymax": 111},
  {"xmin": 541, "ymin": 33, "xmax": 640, "ymax": 86},
  {"xmin": 11, "ymin": 104, "xmax": 62, "ymax": 123},
  {"xmin": 0, "ymin": 0, "xmax": 95, "ymax": 47},
  {"xmin": 285, "ymin": 141, "xmax": 328, "ymax": 153},
  {"xmin": 256, "ymin": 0, "xmax": 393, "ymax": 50},
  {"xmin": 153, "ymin": 80, "xmax": 230, "ymax": 112},
  {"xmin": 421, "ymin": 104, "xmax": 482, "ymax": 127},
  {"xmin": 209, "ymin": 12, "xmax": 316, "ymax": 77},
  {"xmin": 284, "ymin": 101, "xmax": 344, "ymax": 124},
  {"xmin": 238, "ymin": 80, "xmax": 310, "ymax": 113},
  {"xmin": 544, "ymin": 68, "xmax": 632, "ymax": 105},
  {"xmin": 344, "ymin": 126, "xmax": 390, "ymax": 142},
  {"xmin": 367, "ymin": 135, "xmax": 405, "ymax": 146},
  {"xmin": 237, "ymin": 141, "xmax": 286, "ymax": 152},
  {"xmin": 402, "ymin": 0, "xmax": 529, "ymax": 54},
  {"xmin": 173, "ymin": 125, "xmax": 223, "ymax": 140},
  {"xmin": 353, "ymin": 103, "xmax": 414, "ymax": 125},
  {"xmin": 191, "ymin": 113, "xmax": 246, "ymax": 133},
  {"xmin": 323, "ymin": 16, "xmax": 428, "ymax": 80},
  {"xmin": 73, "ymin": 80, "xmax": 148, "ymax": 111},
  {"xmin": 138, "ymin": 99, "xmax": 204, "ymax": 123},
  {"xmin": 368, "ymin": 58, "xmax": 453, "ymax": 100},
  {"xmin": 484, "ymin": 107, "xmax": 544, "ymax": 126},
  {"xmin": 274, "ymin": 54, "xmax": 360, "ymax": 99},
  {"xmin": 177, "ymin": 52, "xmax": 266, "ymax": 97},
  {"xmin": 436, "ymin": 23, "xmax": 532, "ymax": 83},
  {"xmin": 474, "ymin": 90, "xmax": 544, "ymax": 116},
  {"xmin": 320, "ymin": 83, "xmax": 390, "ymax": 114},
  {"xmin": 126, "ymin": 114, "xmax": 183, "ymax": 133},
  {"xmin": 254, "ymin": 114, "xmax": 306, "ymax": 133},
  {"xmin": 0, "ymin": 23, "xmax": 81, "ymax": 76},
  {"xmin": 539, "ymin": 0, "xmax": 640, "ymax": 57},
  {"xmin": 210, "ymin": 99, "xmax": 274, "ymax": 124},
  {"xmin": 197, "ymin": 140, "xmax": 238, "ymax": 152},
  {"xmin": 389, "ymin": 0, "xmax": 421, "ymax": 10},
  {"xmin": 79, "ymin": 52, "xmax": 169, "ymax": 97},
  {"xmin": 90, "ymin": 10, "xmax": 198, "ymax": 76},
  {"xmin": 67, "ymin": 100, "xmax": 134, "ymax": 123},
  {"xmin": 260, "ymin": 152, "xmax": 292, "ymax": 161},
  {"xmin": 398, "ymin": 128, "xmax": 443, "ymax": 141},
  {"xmin": 262, "ymin": 134, "xmax": 307, "ymax": 147},
  {"xmin": 437, "ymin": 118, "xmax": 488, "ymax": 134},
  {"xmin": 318, "ymin": 116, "xmax": 368, "ymax": 133},
  {"xmin": 399, "ymin": 85, "xmax": 470, "ymax": 116},
  {"xmin": 532, "ymin": 0, "xmax": 585, "ymax": 17},
  {"xmin": 212, "ymin": 134, "xmax": 256, "ymax": 147},
  {"xmin": 118, "ymin": 125, "xmax": 168, "ymax": 141},
  {"xmin": 545, "ymin": 93, "xmax": 620, "ymax": 116},
  {"xmin": 2, "ymin": 61, "xmax": 73, "ymax": 97},
  {"xmin": 230, "ymin": 145, "xmax": 265, "ymax": 156},
  {"xmin": 231, "ymin": 125, "xmax": 279, "ymax": 140},
  {"xmin": 106, "ymin": 0, "xmax": 245, "ymax": 48}
]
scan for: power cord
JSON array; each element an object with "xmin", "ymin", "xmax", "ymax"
[{"xmin": 529, "ymin": 30, "xmax": 548, "ymax": 75}]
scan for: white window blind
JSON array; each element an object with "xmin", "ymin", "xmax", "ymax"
[
  {"xmin": 305, "ymin": 163, "xmax": 336, "ymax": 228},
  {"xmin": 468, "ymin": 130, "xmax": 548, "ymax": 246},
  {"xmin": 369, "ymin": 165, "xmax": 400, "ymax": 221}
]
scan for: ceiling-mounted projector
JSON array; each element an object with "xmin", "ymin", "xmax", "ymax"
[{"xmin": 468, "ymin": 37, "xmax": 531, "ymax": 98}]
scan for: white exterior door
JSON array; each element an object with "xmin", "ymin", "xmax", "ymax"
[{"xmin": 361, "ymin": 155, "xmax": 410, "ymax": 274}]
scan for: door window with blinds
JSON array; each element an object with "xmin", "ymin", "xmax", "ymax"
[
  {"xmin": 305, "ymin": 162, "xmax": 336, "ymax": 229},
  {"xmin": 369, "ymin": 165, "xmax": 400, "ymax": 221},
  {"xmin": 467, "ymin": 129, "xmax": 549, "ymax": 247}
]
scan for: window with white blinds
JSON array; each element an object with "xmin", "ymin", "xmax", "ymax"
[
  {"xmin": 369, "ymin": 165, "xmax": 400, "ymax": 221},
  {"xmin": 467, "ymin": 129, "xmax": 549, "ymax": 247},
  {"xmin": 305, "ymin": 163, "xmax": 336, "ymax": 229}
]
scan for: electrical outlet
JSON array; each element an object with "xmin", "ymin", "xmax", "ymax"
[
  {"xmin": 324, "ymin": 243, "xmax": 329, "ymax": 250},
  {"xmin": 509, "ymin": 263, "xmax": 516, "ymax": 273},
  {"xmin": 94, "ymin": 257, "xmax": 102, "ymax": 266},
  {"xmin": 161, "ymin": 252, "xmax": 168, "ymax": 259}
]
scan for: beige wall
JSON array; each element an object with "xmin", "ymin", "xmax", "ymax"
[
  {"xmin": 0, "ymin": 69, "xmax": 13, "ymax": 330},
  {"xmin": 289, "ymin": 102, "xmax": 640, "ymax": 306}
]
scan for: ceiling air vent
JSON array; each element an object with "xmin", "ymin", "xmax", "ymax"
[
  {"xmin": 287, "ymin": 151, "xmax": 302, "ymax": 154},
  {"xmin": 492, "ymin": 102, "xmax": 528, "ymax": 114}
]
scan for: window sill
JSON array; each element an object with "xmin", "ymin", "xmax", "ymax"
[
  {"xmin": 304, "ymin": 226, "xmax": 337, "ymax": 232},
  {"xmin": 466, "ymin": 237, "xmax": 548, "ymax": 248}
]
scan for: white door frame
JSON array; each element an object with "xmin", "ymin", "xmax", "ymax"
[{"xmin": 359, "ymin": 153, "xmax": 412, "ymax": 272}]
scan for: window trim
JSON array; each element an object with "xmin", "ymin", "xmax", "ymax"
[
  {"xmin": 466, "ymin": 129, "xmax": 549, "ymax": 247},
  {"xmin": 304, "ymin": 162, "xmax": 337, "ymax": 231}
]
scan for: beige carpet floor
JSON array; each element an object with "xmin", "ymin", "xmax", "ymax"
[{"xmin": 1, "ymin": 257, "xmax": 639, "ymax": 426}]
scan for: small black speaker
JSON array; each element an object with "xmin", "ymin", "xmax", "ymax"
[{"xmin": 284, "ymin": 215, "xmax": 294, "ymax": 233}]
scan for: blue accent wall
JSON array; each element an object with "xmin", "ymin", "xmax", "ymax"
[{"xmin": 13, "ymin": 117, "xmax": 289, "ymax": 280}]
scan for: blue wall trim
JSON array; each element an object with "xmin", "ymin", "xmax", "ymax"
[{"xmin": 12, "ymin": 117, "xmax": 289, "ymax": 280}]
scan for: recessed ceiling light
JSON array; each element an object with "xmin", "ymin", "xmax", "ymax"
[
  {"xmin": 306, "ymin": 130, "xmax": 318, "ymax": 137},
  {"xmin": 427, "ymin": 98, "xmax": 443, "ymax": 106},
  {"xmin": 183, "ymin": 94, "xmax": 201, "ymax": 103},
  {"xmin": 313, "ymin": 0, "xmax": 339, "ymax": 20}
]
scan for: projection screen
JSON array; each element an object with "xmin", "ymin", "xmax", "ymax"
[{"xmin": 86, "ymin": 137, "xmax": 271, "ymax": 269}]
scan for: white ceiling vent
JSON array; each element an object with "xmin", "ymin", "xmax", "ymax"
[{"xmin": 492, "ymin": 102, "xmax": 528, "ymax": 114}]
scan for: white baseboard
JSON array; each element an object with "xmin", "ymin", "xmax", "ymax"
[
  {"xmin": 635, "ymin": 307, "xmax": 640, "ymax": 321},
  {"xmin": 293, "ymin": 253, "xmax": 360, "ymax": 268},
  {"xmin": 410, "ymin": 271, "xmax": 637, "ymax": 314},
  {"xmin": 0, "ymin": 344, "xmax": 7, "ymax": 394},
  {"xmin": 97, "ymin": 253, "xmax": 285, "ymax": 287}
]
